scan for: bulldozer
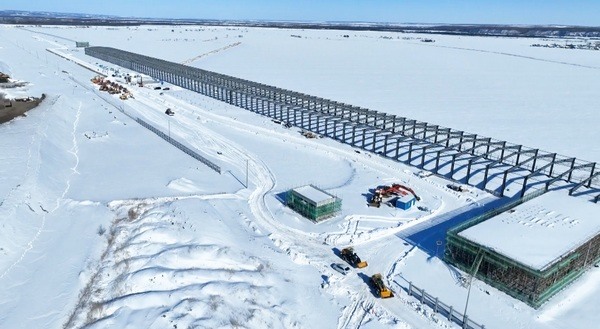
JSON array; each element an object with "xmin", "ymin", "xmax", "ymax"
[
  {"xmin": 340, "ymin": 247, "xmax": 368, "ymax": 268},
  {"xmin": 371, "ymin": 273, "xmax": 393, "ymax": 298}
]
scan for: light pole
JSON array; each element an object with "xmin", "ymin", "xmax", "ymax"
[
  {"xmin": 463, "ymin": 251, "xmax": 483, "ymax": 326},
  {"xmin": 245, "ymin": 159, "xmax": 249, "ymax": 188},
  {"xmin": 463, "ymin": 274, "xmax": 474, "ymax": 325}
]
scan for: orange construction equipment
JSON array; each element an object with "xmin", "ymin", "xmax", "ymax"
[
  {"xmin": 369, "ymin": 183, "xmax": 420, "ymax": 208},
  {"xmin": 392, "ymin": 184, "xmax": 421, "ymax": 201},
  {"xmin": 371, "ymin": 273, "xmax": 393, "ymax": 298},
  {"xmin": 340, "ymin": 247, "xmax": 368, "ymax": 268}
]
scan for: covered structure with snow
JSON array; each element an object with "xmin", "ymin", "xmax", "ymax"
[
  {"xmin": 396, "ymin": 194, "xmax": 416, "ymax": 210},
  {"xmin": 445, "ymin": 191, "xmax": 600, "ymax": 308},
  {"xmin": 287, "ymin": 185, "xmax": 341, "ymax": 222}
]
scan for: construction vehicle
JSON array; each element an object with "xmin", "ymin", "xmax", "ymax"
[
  {"xmin": 393, "ymin": 184, "xmax": 421, "ymax": 201},
  {"xmin": 371, "ymin": 273, "xmax": 393, "ymax": 298},
  {"xmin": 447, "ymin": 184, "xmax": 469, "ymax": 192},
  {"xmin": 375, "ymin": 185, "xmax": 394, "ymax": 198},
  {"xmin": 368, "ymin": 191, "xmax": 383, "ymax": 207},
  {"xmin": 301, "ymin": 130, "xmax": 318, "ymax": 139},
  {"xmin": 373, "ymin": 184, "xmax": 421, "ymax": 201},
  {"xmin": 340, "ymin": 247, "xmax": 368, "ymax": 268}
]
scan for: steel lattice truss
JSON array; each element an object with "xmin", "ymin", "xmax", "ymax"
[{"xmin": 86, "ymin": 46, "xmax": 599, "ymax": 201}]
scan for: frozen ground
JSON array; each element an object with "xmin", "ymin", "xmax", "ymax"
[
  {"xmin": 0, "ymin": 24, "xmax": 598, "ymax": 329},
  {"xmin": 20, "ymin": 24, "xmax": 599, "ymax": 161}
]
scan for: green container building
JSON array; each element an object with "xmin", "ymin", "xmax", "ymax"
[{"xmin": 287, "ymin": 185, "xmax": 341, "ymax": 222}]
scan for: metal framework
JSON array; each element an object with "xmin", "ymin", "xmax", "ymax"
[{"xmin": 85, "ymin": 46, "xmax": 599, "ymax": 200}]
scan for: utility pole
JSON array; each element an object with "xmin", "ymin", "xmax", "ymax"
[
  {"xmin": 168, "ymin": 120, "xmax": 171, "ymax": 139},
  {"xmin": 245, "ymin": 159, "xmax": 249, "ymax": 188},
  {"xmin": 464, "ymin": 249, "xmax": 484, "ymax": 326}
]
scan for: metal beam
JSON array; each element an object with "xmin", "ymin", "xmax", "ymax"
[
  {"xmin": 85, "ymin": 46, "xmax": 599, "ymax": 197},
  {"xmin": 569, "ymin": 171, "xmax": 600, "ymax": 196}
]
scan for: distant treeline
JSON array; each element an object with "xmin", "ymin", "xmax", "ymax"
[{"xmin": 1, "ymin": 10, "xmax": 600, "ymax": 38}]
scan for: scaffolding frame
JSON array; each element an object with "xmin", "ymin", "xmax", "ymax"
[
  {"xmin": 286, "ymin": 185, "xmax": 342, "ymax": 222},
  {"xmin": 445, "ymin": 190, "xmax": 600, "ymax": 308}
]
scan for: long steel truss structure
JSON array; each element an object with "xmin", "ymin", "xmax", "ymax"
[{"xmin": 85, "ymin": 46, "xmax": 599, "ymax": 201}]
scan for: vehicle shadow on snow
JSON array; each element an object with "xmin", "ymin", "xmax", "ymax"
[
  {"xmin": 357, "ymin": 272, "xmax": 378, "ymax": 298},
  {"xmin": 362, "ymin": 192, "xmax": 373, "ymax": 203},
  {"xmin": 331, "ymin": 247, "xmax": 341, "ymax": 258}
]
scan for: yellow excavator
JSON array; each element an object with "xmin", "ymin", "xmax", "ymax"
[{"xmin": 371, "ymin": 273, "xmax": 393, "ymax": 298}]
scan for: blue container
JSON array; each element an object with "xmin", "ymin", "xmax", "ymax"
[{"xmin": 396, "ymin": 194, "xmax": 416, "ymax": 210}]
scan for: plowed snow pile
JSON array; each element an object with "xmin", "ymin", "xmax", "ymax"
[{"xmin": 65, "ymin": 198, "xmax": 336, "ymax": 329}]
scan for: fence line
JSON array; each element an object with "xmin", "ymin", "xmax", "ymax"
[
  {"xmin": 407, "ymin": 282, "xmax": 485, "ymax": 329},
  {"xmin": 136, "ymin": 118, "xmax": 221, "ymax": 174}
]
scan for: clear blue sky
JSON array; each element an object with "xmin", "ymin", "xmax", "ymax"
[{"xmin": 2, "ymin": 0, "xmax": 599, "ymax": 26}]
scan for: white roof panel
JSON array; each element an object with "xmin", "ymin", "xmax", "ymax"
[
  {"xmin": 293, "ymin": 185, "xmax": 334, "ymax": 204},
  {"xmin": 398, "ymin": 194, "xmax": 415, "ymax": 203},
  {"xmin": 459, "ymin": 192, "xmax": 600, "ymax": 271}
]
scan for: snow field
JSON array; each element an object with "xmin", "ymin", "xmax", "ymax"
[
  {"xmin": 18, "ymin": 25, "xmax": 600, "ymax": 163},
  {"xmin": 0, "ymin": 95, "xmax": 77, "ymax": 274},
  {"xmin": 1, "ymin": 23, "xmax": 598, "ymax": 329}
]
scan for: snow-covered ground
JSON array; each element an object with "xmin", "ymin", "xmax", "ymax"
[{"xmin": 0, "ymin": 24, "xmax": 598, "ymax": 329}]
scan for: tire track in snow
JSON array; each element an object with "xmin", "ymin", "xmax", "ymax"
[
  {"xmin": 0, "ymin": 99, "xmax": 81, "ymax": 280},
  {"xmin": 98, "ymin": 78, "xmax": 463, "ymax": 329},
  {"xmin": 107, "ymin": 192, "xmax": 244, "ymax": 208},
  {"xmin": 132, "ymin": 86, "xmax": 346, "ymax": 262},
  {"xmin": 0, "ymin": 97, "xmax": 61, "ymax": 216},
  {"xmin": 337, "ymin": 294, "xmax": 375, "ymax": 329},
  {"xmin": 0, "ymin": 97, "xmax": 54, "ymax": 280},
  {"xmin": 415, "ymin": 41, "xmax": 600, "ymax": 70},
  {"xmin": 62, "ymin": 102, "xmax": 82, "ymax": 198},
  {"xmin": 152, "ymin": 96, "xmax": 447, "ymax": 329},
  {"xmin": 180, "ymin": 41, "xmax": 242, "ymax": 65}
]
